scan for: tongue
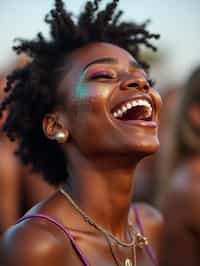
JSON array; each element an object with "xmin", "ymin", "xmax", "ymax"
[{"xmin": 119, "ymin": 106, "xmax": 150, "ymax": 121}]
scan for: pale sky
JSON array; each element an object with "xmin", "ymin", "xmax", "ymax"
[{"xmin": 0, "ymin": 0, "xmax": 200, "ymax": 87}]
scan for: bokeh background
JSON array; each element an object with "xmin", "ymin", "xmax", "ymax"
[{"xmin": 1, "ymin": 0, "xmax": 200, "ymax": 88}]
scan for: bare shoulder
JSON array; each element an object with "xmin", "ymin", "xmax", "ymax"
[{"xmin": 1, "ymin": 218, "xmax": 72, "ymax": 266}]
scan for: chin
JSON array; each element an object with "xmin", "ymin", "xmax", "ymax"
[{"xmin": 128, "ymin": 137, "xmax": 160, "ymax": 158}]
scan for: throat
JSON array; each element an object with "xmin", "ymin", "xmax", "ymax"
[
  {"xmin": 65, "ymin": 146, "xmax": 137, "ymax": 237},
  {"xmin": 66, "ymin": 175, "xmax": 134, "ymax": 239}
]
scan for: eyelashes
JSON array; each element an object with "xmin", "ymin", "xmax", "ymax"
[
  {"xmin": 89, "ymin": 71, "xmax": 116, "ymax": 80},
  {"xmin": 87, "ymin": 70, "xmax": 155, "ymax": 87}
]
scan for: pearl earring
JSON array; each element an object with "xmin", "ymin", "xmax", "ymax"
[{"xmin": 55, "ymin": 131, "xmax": 68, "ymax": 143}]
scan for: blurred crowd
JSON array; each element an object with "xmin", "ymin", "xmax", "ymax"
[
  {"xmin": 0, "ymin": 54, "xmax": 200, "ymax": 265},
  {"xmin": 0, "ymin": 56, "xmax": 59, "ymax": 233}
]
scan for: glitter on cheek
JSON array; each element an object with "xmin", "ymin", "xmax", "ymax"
[
  {"xmin": 86, "ymin": 86, "xmax": 111, "ymax": 98},
  {"xmin": 75, "ymin": 72, "xmax": 111, "ymax": 98},
  {"xmin": 75, "ymin": 72, "xmax": 87, "ymax": 98}
]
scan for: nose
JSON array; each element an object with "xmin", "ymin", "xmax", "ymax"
[{"xmin": 120, "ymin": 77, "xmax": 150, "ymax": 92}]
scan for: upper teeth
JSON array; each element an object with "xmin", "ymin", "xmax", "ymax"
[{"xmin": 113, "ymin": 99, "xmax": 152, "ymax": 118}]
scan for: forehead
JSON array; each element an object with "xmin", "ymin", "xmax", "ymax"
[{"xmin": 67, "ymin": 42, "xmax": 138, "ymax": 71}]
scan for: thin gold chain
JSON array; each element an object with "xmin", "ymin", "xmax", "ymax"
[
  {"xmin": 60, "ymin": 187, "xmax": 137, "ymax": 247},
  {"xmin": 104, "ymin": 233, "xmax": 122, "ymax": 266},
  {"xmin": 105, "ymin": 233, "xmax": 137, "ymax": 266},
  {"xmin": 59, "ymin": 187, "xmax": 149, "ymax": 266},
  {"xmin": 132, "ymin": 244, "xmax": 136, "ymax": 266}
]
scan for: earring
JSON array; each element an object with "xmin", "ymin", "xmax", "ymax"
[{"xmin": 55, "ymin": 131, "xmax": 68, "ymax": 143}]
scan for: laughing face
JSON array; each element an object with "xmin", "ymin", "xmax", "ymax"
[{"xmin": 58, "ymin": 42, "xmax": 162, "ymax": 159}]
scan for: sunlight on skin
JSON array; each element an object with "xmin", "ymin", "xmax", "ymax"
[{"xmin": 75, "ymin": 71, "xmax": 111, "ymax": 98}]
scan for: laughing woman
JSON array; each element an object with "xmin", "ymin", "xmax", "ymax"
[{"xmin": 0, "ymin": 1, "xmax": 163, "ymax": 265}]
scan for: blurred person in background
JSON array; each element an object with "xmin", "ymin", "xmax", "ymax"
[
  {"xmin": 0, "ymin": 58, "xmax": 57, "ymax": 233},
  {"xmin": 155, "ymin": 85, "xmax": 178, "ymax": 207},
  {"xmin": 0, "ymin": 76, "xmax": 21, "ymax": 233},
  {"xmin": 160, "ymin": 65, "xmax": 200, "ymax": 266}
]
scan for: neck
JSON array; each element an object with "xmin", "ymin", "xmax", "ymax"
[{"xmin": 64, "ymin": 144, "xmax": 141, "ymax": 240}]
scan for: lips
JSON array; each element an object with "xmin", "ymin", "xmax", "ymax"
[{"xmin": 111, "ymin": 96, "xmax": 154, "ymax": 122}]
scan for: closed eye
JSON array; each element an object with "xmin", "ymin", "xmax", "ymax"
[{"xmin": 90, "ymin": 71, "xmax": 116, "ymax": 80}]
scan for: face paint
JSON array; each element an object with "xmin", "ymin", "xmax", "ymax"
[
  {"xmin": 75, "ymin": 71, "xmax": 111, "ymax": 99},
  {"xmin": 75, "ymin": 72, "xmax": 87, "ymax": 98}
]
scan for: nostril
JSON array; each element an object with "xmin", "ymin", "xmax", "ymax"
[
  {"xmin": 121, "ymin": 79, "xmax": 150, "ymax": 91},
  {"xmin": 127, "ymin": 82, "xmax": 139, "ymax": 88},
  {"xmin": 143, "ymin": 84, "xmax": 149, "ymax": 91},
  {"xmin": 126, "ymin": 82, "xmax": 149, "ymax": 91}
]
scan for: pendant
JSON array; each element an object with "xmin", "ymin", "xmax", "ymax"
[{"xmin": 125, "ymin": 258, "xmax": 132, "ymax": 266}]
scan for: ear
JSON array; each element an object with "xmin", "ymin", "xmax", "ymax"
[{"xmin": 42, "ymin": 113, "xmax": 69, "ymax": 142}]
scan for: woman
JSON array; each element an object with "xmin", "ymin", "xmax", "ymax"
[
  {"xmin": 161, "ymin": 66, "xmax": 200, "ymax": 266},
  {"xmin": 0, "ymin": 0, "xmax": 163, "ymax": 265}
]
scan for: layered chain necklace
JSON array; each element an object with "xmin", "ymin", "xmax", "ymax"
[{"xmin": 60, "ymin": 188, "xmax": 148, "ymax": 266}]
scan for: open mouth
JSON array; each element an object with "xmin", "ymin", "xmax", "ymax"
[{"xmin": 111, "ymin": 98, "xmax": 153, "ymax": 121}]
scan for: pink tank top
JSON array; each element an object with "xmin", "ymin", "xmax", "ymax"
[{"xmin": 16, "ymin": 207, "xmax": 158, "ymax": 266}]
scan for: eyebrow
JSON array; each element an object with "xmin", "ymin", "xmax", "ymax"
[
  {"xmin": 82, "ymin": 57, "xmax": 143, "ymax": 72},
  {"xmin": 83, "ymin": 57, "xmax": 118, "ymax": 72}
]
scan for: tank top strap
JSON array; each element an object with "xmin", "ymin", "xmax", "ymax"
[
  {"xmin": 16, "ymin": 214, "xmax": 91, "ymax": 266},
  {"xmin": 133, "ymin": 206, "xmax": 159, "ymax": 266}
]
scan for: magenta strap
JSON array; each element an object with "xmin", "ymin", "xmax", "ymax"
[
  {"xmin": 16, "ymin": 214, "xmax": 91, "ymax": 266},
  {"xmin": 133, "ymin": 206, "xmax": 159, "ymax": 266}
]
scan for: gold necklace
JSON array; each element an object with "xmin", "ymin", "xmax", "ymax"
[
  {"xmin": 105, "ymin": 231, "xmax": 136, "ymax": 266},
  {"xmin": 60, "ymin": 188, "xmax": 136, "ymax": 247},
  {"xmin": 59, "ymin": 188, "xmax": 148, "ymax": 265}
]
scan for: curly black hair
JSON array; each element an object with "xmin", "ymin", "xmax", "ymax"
[{"xmin": 0, "ymin": 0, "xmax": 160, "ymax": 185}]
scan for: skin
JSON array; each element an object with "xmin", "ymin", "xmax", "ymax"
[{"xmin": 1, "ymin": 42, "xmax": 163, "ymax": 266}]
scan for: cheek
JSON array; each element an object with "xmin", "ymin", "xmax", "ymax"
[
  {"xmin": 75, "ymin": 73, "xmax": 111, "ymax": 99},
  {"xmin": 86, "ymin": 85, "xmax": 111, "ymax": 98},
  {"xmin": 76, "ymin": 83, "xmax": 111, "ymax": 99}
]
